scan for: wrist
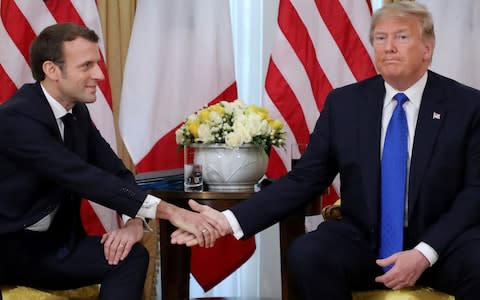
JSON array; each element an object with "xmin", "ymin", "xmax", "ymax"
[
  {"xmin": 126, "ymin": 217, "xmax": 143, "ymax": 227},
  {"xmin": 155, "ymin": 201, "xmax": 176, "ymax": 220}
]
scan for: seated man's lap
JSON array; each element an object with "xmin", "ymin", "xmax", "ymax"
[
  {"xmin": 288, "ymin": 220, "xmax": 384, "ymax": 291},
  {"xmin": 3, "ymin": 235, "xmax": 144, "ymax": 290}
]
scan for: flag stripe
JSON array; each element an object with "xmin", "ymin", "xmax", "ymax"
[
  {"xmin": 315, "ymin": 0, "xmax": 376, "ymax": 81},
  {"xmin": 1, "ymin": 0, "xmax": 118, "ymax": 234},
  {"xmin": 0, "ymin": 64, "xmax": 16, "ymax": 104},
  {"xmin": 265, "ymin": 61, "xmax": 311, "ymax": 145},
  {"xmin": 278, "ymin": 0, "xmax": 331, "ymax": 112},
  {"xmin": 14, "ymin": 0, "xmax": 57, "ymax": 34},
  {"xmin": 0, "ymin": 1, "xmax": 35, "ymax": 65},
  {"xmin": 291, "ymin": 0, "xmax": 354, "ymax": 92},
  {"xmin": 339, "ymin": 0, "xmax": 374, "ymax": 61}
]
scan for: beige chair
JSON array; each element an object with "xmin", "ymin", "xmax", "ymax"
[
  {"xmin": 0, "ymin": 285, "xmax": 99, "ymax": 300},
  {"xmin": 321, "ymin": 200, "xmax": 454, "ymax": 300}
]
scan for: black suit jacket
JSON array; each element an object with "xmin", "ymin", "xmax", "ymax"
[
  {"xmin": 231, "ymin": 71, "xmax": 480, "ymax": 257},
  {"xmin": 0, "ymin": 83, "xmax": 146, "ymax": 235}
]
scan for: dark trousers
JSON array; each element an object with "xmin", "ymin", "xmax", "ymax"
[
  {"xmin": 287, "ymin": 220, "xmax": 480, "ymax": 300},
  {"xmin": 0, "ymin": 230, "xmax": 149, "ymax": 300}
]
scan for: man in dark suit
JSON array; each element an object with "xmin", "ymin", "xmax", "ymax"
[
  {"xmin": 173, "ymin": 2, "xmax": 480, "ymax": 299},
  {"xmin": 0, "ymin": 23, "xmax": 220, "ymax": 300}
]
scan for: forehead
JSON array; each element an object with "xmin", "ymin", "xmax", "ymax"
[
  {"xmin": 373, "ymin": 15, "xmax": 421, "ymax": 34},
  {"xmin": 62, "ymin": 37, "xmax": 100, "ymax": 62}
]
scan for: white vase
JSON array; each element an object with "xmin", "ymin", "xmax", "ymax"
[{"xmin": 193, "ymin": 143, "xmax": 268, "ymax": 192}]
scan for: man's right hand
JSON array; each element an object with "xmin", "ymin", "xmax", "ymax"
[
  {"xmin": 171, "ymin": 199, "xmax": 233, "ymax": 246},
  {"xmin": 155, "ymin": 200, "xmax": 221, "ymax": 247}
]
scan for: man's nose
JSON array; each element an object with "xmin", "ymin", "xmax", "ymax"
[
  {"xmin": 383, "ymin": 36, "xmax": 396, "ymax": 52},
  {"xmin": 92, "ymin": 63, "xmax": 105, "ymax": 81}
]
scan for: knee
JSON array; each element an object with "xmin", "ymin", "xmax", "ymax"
[
  {"xmin": 125, "ymin": 243, "xmax": 149, "ymax": 271},
  {"xmin": 287, "ymin": 236, "xmax": 333, "ymax": 276}
]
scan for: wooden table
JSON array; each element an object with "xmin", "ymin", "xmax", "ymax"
[{"xmin": 150, "ymin": 190, "xmax": 304, "ymax": 300}]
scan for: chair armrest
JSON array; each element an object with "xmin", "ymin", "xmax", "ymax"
[{"xmin": 321, "ymin": 200, "xmax": 342, "ymax": 221}]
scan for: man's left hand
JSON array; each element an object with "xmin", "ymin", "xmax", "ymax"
[
  {"xmin": 375, "ymin": 249, "xmax": 430, "ymax": 290},
  {"xmin": 101, "ymin": 218, "xmax": 144, "ymax": 265}
]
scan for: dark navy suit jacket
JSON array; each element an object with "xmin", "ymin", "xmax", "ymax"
[
  {"xmin": 0, "ymin": 82, "xmax": 146, "ymax": 235},
  {"xmin": 231, "ymin": 70, "xmax": 480, "ymax": 257}
]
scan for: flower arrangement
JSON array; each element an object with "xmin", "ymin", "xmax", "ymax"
[{"xmin": 175, "ymin": 99, "xmax": 286, "ymax": 153}]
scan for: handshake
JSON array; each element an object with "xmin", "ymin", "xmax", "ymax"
[{"xmin": 158, "ymin": 199, "xmax": 233, "ymax": 248}]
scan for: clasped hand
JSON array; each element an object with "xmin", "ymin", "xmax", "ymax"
[{"xmin": 171, "ymin": 199, "xmax": 232, "ymax": 247}]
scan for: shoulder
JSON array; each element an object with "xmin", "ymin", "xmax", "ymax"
[
  {"xmin": 429, "ymin": 71, "xmax": 480, "ymax": 92},
  {"xmin": 324, "ymin": 74, "xmax": 384, "ymax": 107},
  {"xmin": 1, "ymin": 83, "xmax": 42, "ymax": 110}
]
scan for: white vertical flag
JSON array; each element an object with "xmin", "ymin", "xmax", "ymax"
[
  {"xmin": 120, "ymin": 0, "xmax": 237, "ymax": 172},
  {"xmin": 119, "ymin": 0, "xmax": 256, "ymax": 292}
]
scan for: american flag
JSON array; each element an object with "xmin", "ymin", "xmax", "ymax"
[
  {"xmin": 0, "ymin": 0, "xmax": 119, "ymax": 234},
  {"xmin": 264, "ymin": 0, "xmax": 377, "ymax": 208}
]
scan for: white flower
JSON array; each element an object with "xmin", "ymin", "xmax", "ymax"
[
  {"xmin": 175, "ymin": 99, "xmax": 286, "ymax": 154},
  {"xmin": 197, "ymin": 123, "xmax": 214, "ymax": 143}
]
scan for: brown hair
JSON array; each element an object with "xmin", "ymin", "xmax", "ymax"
[
  {"xmin": 369, "ymin": 1, "xmax": 435, "ymax": 44},
  {"xmin": 30, "ymin": 23, "xmax": 99, "ymax": 81}
]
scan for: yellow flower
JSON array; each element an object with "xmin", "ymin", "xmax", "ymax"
[
  {"xmin": 198, "ymin": 109, "xmax": 210, "ymax": 123},
  {"xmin": 269, "ymin": 119, "xmax": 284, "ymax": 131},
  {"xmin": 246, "ymin": 105, "xmax": 268, "ymax": 119},
  {"xmin": 187, "ymin": 120, "xmax": 200, "ymax": 138}
]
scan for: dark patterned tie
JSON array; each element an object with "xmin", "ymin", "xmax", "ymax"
[
  {"xmin": 379, "ymin": 92, "xmax": 408, "ymax": 271},
  {"xmin": 61, "ymin": 113, "xmax": 77, "ymax": 152},
  {"xmin": 53, "ymin": 112, "xmax": 81, "ymax": 258}
]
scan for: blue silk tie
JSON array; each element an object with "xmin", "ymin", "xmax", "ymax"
[{"xmin": 379, "ymin": 92, "xmax": 408, "ymax": 271}]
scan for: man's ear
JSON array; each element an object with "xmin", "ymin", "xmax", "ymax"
[
  {"xmin": 42, "ymin": 61, "xmax": 61, "ymax": 81},
  {"xmin": 423, "ymin": 39, "xmax": 435, "ymax": 62}
]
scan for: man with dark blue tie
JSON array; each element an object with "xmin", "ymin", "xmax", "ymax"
[
  {"xmin": 0, "ymin": 23, "xmax": 220, "ymax": 300},
  {"xmin": 173, "ymin": 2, "xmax": 480, "ymax": 299}
]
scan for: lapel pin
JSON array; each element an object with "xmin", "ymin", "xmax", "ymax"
[{"xmin": 433, "ymin": 112, "xmax": 441, "ymax": 120}]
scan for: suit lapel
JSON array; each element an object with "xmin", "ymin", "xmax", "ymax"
[
  {"xmin": 358, "ymin": 76, "xmax": 385, "ymax": 227},
  {"xmin": 19, "ymin": 83, "xmax": 63, "ymax": 141},
  {"xmin": 408, "ymin": 71, "xmax": 447, "ymax": 218}
]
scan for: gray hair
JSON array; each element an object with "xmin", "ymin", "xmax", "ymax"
[{"xmin": 369, "ymin": 1, "xmax": 435, "ymax": 44}]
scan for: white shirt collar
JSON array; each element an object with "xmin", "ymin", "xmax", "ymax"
[
  {"xmin": 40, "ymin": 83, "xmax": 71, "ymax": 119},
  {"xmin": 383, "ymin": 72, "xmax": 428, "ymax": 109}
]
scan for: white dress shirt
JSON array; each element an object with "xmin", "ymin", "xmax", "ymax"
[{"xmin": 225, "ymin": 72, "xmax": 438, "ymax": 266}]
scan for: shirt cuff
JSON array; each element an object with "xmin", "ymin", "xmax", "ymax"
[
  {"xmin": 223, "ymin": 209, "xmax": 244, "ymax": 239},
  {"xmin": 415, "ymin": 242, "xmax": 439, "ymax": 266},
  {"xmin": 121, "ymin": 215, "xmax": 153, "ymax": 232},
  {"xmin": 137, "ymin": 194, "xmax": 161, "ymax": 219}
]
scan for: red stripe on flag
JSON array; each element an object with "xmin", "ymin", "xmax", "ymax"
[
  {"xmin": 137, "ymin": 82, "xmax": 238, "ymax": 172},
  {"xmin": 265, "ymin": 60, "xmax": 310, "ymax": 145},
  {"xmin": 266, "ymin": 147, "xmax": 288, "ymax": 179},
  {"xmin": 44, "ymin": 0, "xmax": 83, "ymax": 24},
  {"xmin": 315, "ymin": 0, "xmax": 376, "ymax": 81},
  {"xmin": 0, "ymin": 0, "xmax": 36, "ymax": 65},
  {"xmin": 80, "ymin": 200, "xmax": 110, "ymax": 236},
  {"xmin": 278, "ymin": 0, "xmax": 332, "ymax": 111},
  {"xmin": 0, "ymin": 64, "xmax": 18, "ymax": 104}
]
